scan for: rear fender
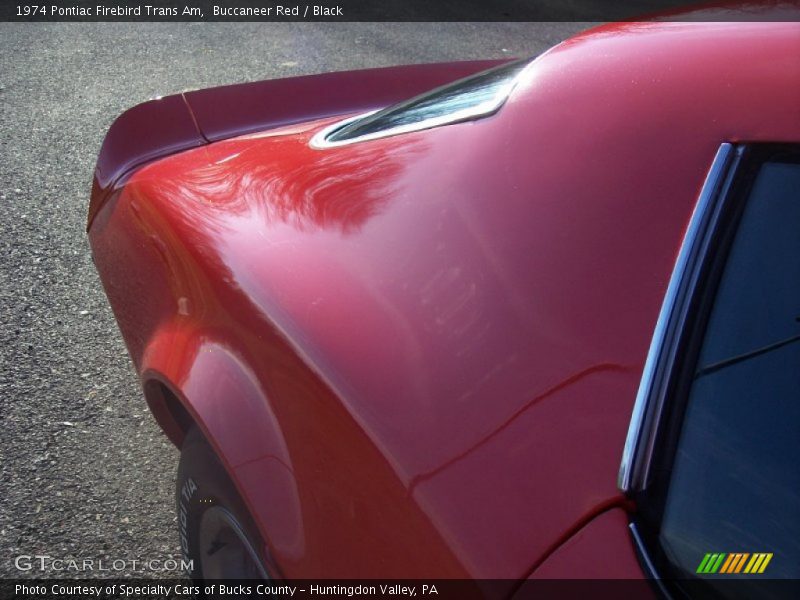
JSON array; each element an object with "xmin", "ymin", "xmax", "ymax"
[{"xmin": 140, "ymin": 325, "xmax": 305, "ymax": 564}]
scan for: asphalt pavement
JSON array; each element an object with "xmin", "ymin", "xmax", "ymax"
[{"xmin": 0, "ymin": 21, "xmax": 590, "ymax": 578}]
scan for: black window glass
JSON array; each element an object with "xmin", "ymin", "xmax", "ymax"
[
  {"xmin": 659, "ymin": 161, "xmax": 800, "ymax": 589},
  {"xmin": 326, "ymin": 59, "xmax": 527, "ymax": 142}
]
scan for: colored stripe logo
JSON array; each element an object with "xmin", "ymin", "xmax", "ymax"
[{"xmin": 696, "ymin": 553, "xmax": 773, "ymax": 574}]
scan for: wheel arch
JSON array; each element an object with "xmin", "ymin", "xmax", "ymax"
[
  {"xmin": 143, "ymin": 377, "xmax": 193, "ymax": 448},
  {"xmin": 139, "ymin": 327, "xmax": 306, "ymax": 568}
]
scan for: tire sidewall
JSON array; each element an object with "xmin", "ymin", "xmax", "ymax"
[{"xmin": 176, "ymin": 426, "xmax": 268, "ymax": 580}]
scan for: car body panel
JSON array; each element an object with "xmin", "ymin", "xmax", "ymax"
[
  {"xmin": 88, "ymin": 93, "xmax": 205, "ymax": 226},
  {"xmin": 525, "ymin": 508, "xmax": 650, "ymax": 581},
  {"xmin": 88, "ymin": 60, "xmax": 508, "ymax": 228},
  {"xmin": 89, "ymin": 17, "xmax": 800, "ymax": 581}
]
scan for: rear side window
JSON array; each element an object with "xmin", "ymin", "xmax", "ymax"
[
  {"xmin": 321, "ymin": 59, "xmax": 528, "ymax": 144},
  {"xmin": 658, "ymin": 158, "xmax": 800, "ymax": 591}
]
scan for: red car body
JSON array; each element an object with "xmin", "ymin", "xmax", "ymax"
[{"xmin": 88, "ymin": 15, "xmax": 800, "ymax": 585}]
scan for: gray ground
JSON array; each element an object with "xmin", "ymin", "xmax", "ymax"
[{"xmin": 0, "ymin": 22, "xmax": 589, "ymax": 578}]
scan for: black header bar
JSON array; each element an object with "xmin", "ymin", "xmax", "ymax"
[
  {"xmin": 3, "ymin": 578, "xmax": 800, "ymax": 600},
  {"xmin": 3, "ymin": 0, "xmax": 799, "ymax": 22}
]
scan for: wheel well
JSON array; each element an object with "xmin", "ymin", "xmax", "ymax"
[{"xmin": 143, "ymin": 379, "xmax": 196, "ymax": 447}]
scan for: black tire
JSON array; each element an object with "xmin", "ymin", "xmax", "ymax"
[{"xmin": 176, "ymin": 426, "xmax": 270, "ymax": 581}]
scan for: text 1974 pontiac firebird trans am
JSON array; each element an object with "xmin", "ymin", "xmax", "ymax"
[{"xmin": 88, "ymin": 5, "xmax": 799, "ymax": 598}]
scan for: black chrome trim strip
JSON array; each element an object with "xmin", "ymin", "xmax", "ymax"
[
  {"xmin": 629, "ymin": 523, "xmax": 672, "ymax": 598},
  {"xmin": 310, "ymin": 60, "xmax": 530, "ymax": 149},
  {"xmin": 618, "ymin": 143, "xmax": 742, "ymax": 493}
]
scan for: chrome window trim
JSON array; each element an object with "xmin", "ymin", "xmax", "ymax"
[
  {"xmin": 628, "ymin": 522, "xmax": 675, "ymax": 599},
  {"xmin": 618, "ymin": 143, "xmax": 743, "ymax": 493},
  {"xmin": 629, "ymin": 523, "xmax": 662, "ymax": 583},
  {"xmin": 309, "ymin": 62, "xmax": 528, "ymax": 149}
]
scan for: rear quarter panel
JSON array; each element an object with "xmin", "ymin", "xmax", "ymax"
[{"xmin": 89, "ymin": 20, "xmax": 800, "ymax": 581}]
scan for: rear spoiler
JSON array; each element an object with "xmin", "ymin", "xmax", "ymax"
[{"xmin": 88, "ymin": 59, "xmax": 510, "ymax": 229}]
